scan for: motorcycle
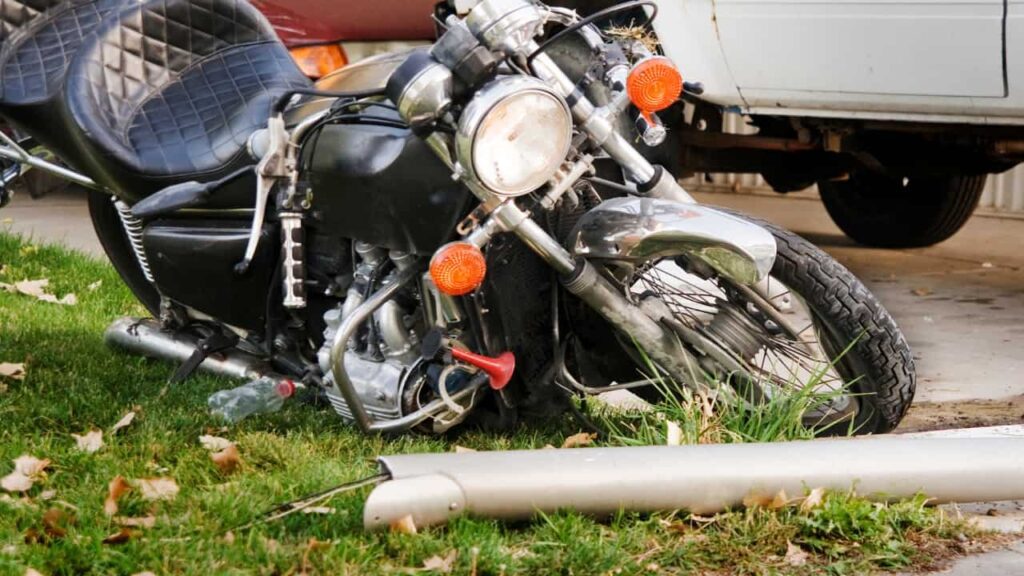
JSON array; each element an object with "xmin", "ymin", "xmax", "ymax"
[{"xmin": 0, "ymin": 0, "xmax": 915, "ymax": 435}]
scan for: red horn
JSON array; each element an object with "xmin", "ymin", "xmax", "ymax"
[{"xmin": 450, "ymin": 348, "xmax": 517, "ymax": 391}]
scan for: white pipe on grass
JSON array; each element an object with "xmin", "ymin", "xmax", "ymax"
[{"xmin": 363, "ymin": 438, "xmax": 1024, "ymax": 530}]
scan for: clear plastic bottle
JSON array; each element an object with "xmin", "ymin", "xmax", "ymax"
[{"xmin": 208, "ymin": 378, "xmax": 296, "ymax": 423}]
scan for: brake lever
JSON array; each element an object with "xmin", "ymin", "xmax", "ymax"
[{"xmin": 235, "ymin": 114, "xmax": 289, "ymax": 275}]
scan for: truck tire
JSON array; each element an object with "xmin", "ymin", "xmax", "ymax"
[{"xmin": 818, "ymin": 174, "xmax": 985, "ymax": 248}]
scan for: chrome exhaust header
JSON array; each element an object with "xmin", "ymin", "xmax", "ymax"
[{"xmin": 364, "ymin": 437, "xmax": 1024, "ymax": 530}]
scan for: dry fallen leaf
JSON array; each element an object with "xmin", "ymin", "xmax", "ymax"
[
  {"xmin": 25, "ymin": 569, "xmax": 45, "ymax": 576},
  {"xmin": 561, "ymin": 432, "xmax": 597, "ymax": 449},
  {"xmin": 1, "ymin": 472, "xmax": 33, "ymax": 493},
  {"xmin": 666, "ymin": 421, "xmax": 683, "ymax": 446},
  {"xmin": 42, "ymin": 508, "xmax": 72, "ymax": 539},
  {"xmin": 301, "ymin": 506, "xmax": 335, "ymax": 515},
  {"xmin": 911, "ymin": 287, "xmax": 934, "ymax": 297},
  {"xmin": 800, "ymin": 487, "xmax": 826, "ymax": 512},
  {"xmin": 71, "ymin": 430, "xmax": 104, "ymax": 454},
  {"xmin": 116, "ymin": 516, "xmax": 157, "ymax": 529},
  {"xmin": 2, "ymin": 456, "xmax": 50, "ymax": 493},
  {"xmin": 14, "ymin": 456, "xmax": 49, "ymax": 477},
  {"xmin": 770, "ymin": 489, "xmax": 791, "ymax": 510},
  {"xmin": 743, "ymin": 489, "xmax": 791, "ymax": 509},
  {"xmin": 13, "ymin": 279, "xmax": 77, "ymax": 306},
  {"xmin": 784, "ymin": 541, "xmax": 810, "ymax": 567},
  {"xmin": 390, "ymin": 514, "xmax": 418, "ymax": 534},
  {"xmin": 454, "ymin": 446, "xmax": 477, "ymax": 454},
  {"xmin": 422, "ymin": 550, "xmax": 458, "ymax": 573},
  {"xmin": 110, "ymin": 411, "xmax": 136, "ymax": 434},
  {"xmin": 136, "ymin": 478, "xmax": 179, "ymax": 502},
  {"xmin": 102, "ymin": 528, "xmax": 135, "ymax": 545},
  {"xmin": 104, "ymin": 476, "xmax": 131, "ymax": 516},
  {"xmin": 210, "ymin": 444, "xmax": 242, "ymax": 476},
  {"xmin": 198, "ymin": 435, "xmax": 233, "ymax": 452},
  {"xmin": 0, "ymin": 362, "xmax": 25, "ymax": 381}
]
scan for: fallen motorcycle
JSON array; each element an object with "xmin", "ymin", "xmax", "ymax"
[{"xmin": 0, "ymin": 0, "xmax": 915, "ymax": 435}]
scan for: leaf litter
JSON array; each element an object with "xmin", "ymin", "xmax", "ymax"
[
  {"xmin": 0, "ymin": 362, "xmax": 25, "ymax": 381},
  {"xmin": 1, "ymin": 456, "xmax": 50, "ymax": 493},
  {"xmin": 561, "ymin": 432, "xmax": 597, "ymax": 448},
  {"xmin": 199, "ymin": 436, "xmax": 243, "ymax": 475},
  {"xmin": 2, "ymin": 279, "xmax": 77, "ymax": 305},
  {"xmin": 71, "ymin": 430, "xmax": 103, "ymax": 453},
  {"xmin": 110, "ymin": 409, "xmax": 137, "ymax": 434}
]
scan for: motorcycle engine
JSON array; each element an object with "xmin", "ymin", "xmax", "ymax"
[{"xmin": 315, "ymin": 242, "xmax": 478, "ymax": 431}]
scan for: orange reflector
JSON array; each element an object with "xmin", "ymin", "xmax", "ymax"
[
  {"xmin": 627, "ymin": 56, "xmax": 683, "ymax": 116},
  {"xmin": 430, "ymin": 243, "xmax": 487, "ymax": 296},
  {"xmin": 289, "ymin": 44, "xmax": 348, "ymax": 79}
]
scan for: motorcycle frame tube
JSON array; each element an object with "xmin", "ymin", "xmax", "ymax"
[
  {"xmin": 363, "ymin": 437, "xmax": 1024, "ymax": 529},
  {"xmin": 0, "ymin": 131, "xmax": 99, "ymax": 190},
  {"xmin": 326, "ymin": 265, "xmax": 489, "ymax": 433}
]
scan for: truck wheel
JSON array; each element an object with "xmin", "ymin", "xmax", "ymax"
[{"xmin": 818, "ymin": 174, "xmax": 985, "ymax": 248}]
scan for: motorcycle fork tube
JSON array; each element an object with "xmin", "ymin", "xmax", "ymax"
[
  {"xmin": 528, "ymin": 49, "xmax": 695, "ymax": 204},
  {"xmin": 561, "ymin": 260, "xmax": 706, "ymax": 392},
  {"xmin": 483, "ymin": 201, "xmax": 703, "ymax": 391}
]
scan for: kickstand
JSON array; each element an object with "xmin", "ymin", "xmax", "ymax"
[{"xmin": 169, "ymin": 332, "xmax": 239, "ymax": 384}]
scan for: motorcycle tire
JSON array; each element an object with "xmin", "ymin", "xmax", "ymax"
[
  {"xmin": 755, "ymin": 215, "xmax": 916, "ymax": 433},
  {"xmin": 627, "ymin": 211, "xmax": 916, "ymax": 435},
  {"xmin": 818, "ymin": 174, "xmax": 985, "ymax": 248},
  {"xmin": 87, "ymin": 189, "xmax": 161, "ymax": 316}
]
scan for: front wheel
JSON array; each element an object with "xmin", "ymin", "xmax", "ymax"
[
  {"xmin": 627, "ymin": 214, "xmax": 916, "ymax": 434},
  {"xmin": 818, "ymin": 174, "xmax": 985, "ymax": 248}
]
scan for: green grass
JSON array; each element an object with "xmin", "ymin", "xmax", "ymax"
[{"xmin": 0, "ymin": 233, "xmax": 992, "ymax": 575}]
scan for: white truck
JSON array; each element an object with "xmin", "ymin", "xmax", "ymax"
[{"xmin": 650, "ymin": 0, "xmax": 1022, "ymax": 247}]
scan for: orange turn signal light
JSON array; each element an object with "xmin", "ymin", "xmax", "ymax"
[
  {"xmin": 430, "ymin": 243, "xmax": 487, "ymax": 296},
  {"xmin": 627, "ymin": 56, "xmax": 683, "ymax": 117},
  {"xmin": 289, "ymin": 44, "xmax": 348, "ymax": 79}
]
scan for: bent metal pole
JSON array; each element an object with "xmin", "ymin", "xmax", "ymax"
[{"xmin": 363, "ymin": 437, "xmax": 1024, "ymax": 530}]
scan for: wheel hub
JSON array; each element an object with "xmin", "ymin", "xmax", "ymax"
[{"xmin": 703, "ymin": 301, "xmax": 766, "ymax": 361}]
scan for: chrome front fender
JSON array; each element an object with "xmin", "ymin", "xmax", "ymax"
[{"xmin": 568, "ymin": 198, "xmax": 777, "ymax": 285}]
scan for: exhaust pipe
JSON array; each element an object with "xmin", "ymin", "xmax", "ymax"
[
  {"xmin": 104, "ymin": 317, "xmax": 279, "ymax": 382},
  {"xmin": 363, "ymin": 437, "xmax": 1024, "ymax": 530}
]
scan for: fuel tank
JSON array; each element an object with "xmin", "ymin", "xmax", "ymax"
[{"xmin": 289, "ymin": 50, "xmax": 473, "ymax": 255}]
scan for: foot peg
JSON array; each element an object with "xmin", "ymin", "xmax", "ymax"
[{"xmin": 169, "ymin": 332, "xmax": 240, "ymax": 384}]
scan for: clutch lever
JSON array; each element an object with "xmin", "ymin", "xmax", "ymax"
[{"xmin": 235, "ymin": 114, "xmax": 290, "ymax": 275}]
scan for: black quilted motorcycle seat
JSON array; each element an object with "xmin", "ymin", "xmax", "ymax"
[
  {"xmin": 63, "ymin": 0, "xmax": 311, "ymax": 199},
  {"xmin": 0, "ymin": 0, "xmax": 130, "ymax": 159},
  {"xmin": 0, "ymin": 0, "xmax": 63, "ymax": 42}
]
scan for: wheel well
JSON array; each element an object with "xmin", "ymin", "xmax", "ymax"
[{"xmin": 676, "ymin": 103, "xmax": 1021, "ymax": 193}]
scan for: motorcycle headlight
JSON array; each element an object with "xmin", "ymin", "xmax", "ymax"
[{"xmin": 456, "ymin": 76, "xmax": 573, "ymax": 197}]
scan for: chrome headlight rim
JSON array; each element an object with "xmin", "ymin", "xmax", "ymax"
[{"xmin": 455, "ymin": 76, "xmax": 573, "ymax": 197}]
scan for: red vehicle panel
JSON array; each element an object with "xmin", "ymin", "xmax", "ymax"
[{"xmin": 252, "ymin": 0, "xmax": 439, "ymax": 46}]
